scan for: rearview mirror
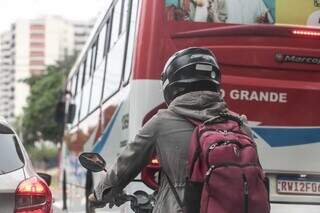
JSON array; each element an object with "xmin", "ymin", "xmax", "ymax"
[{"xmin": 79, "ymin": 152, "xmax": 107, "ymax": 173}]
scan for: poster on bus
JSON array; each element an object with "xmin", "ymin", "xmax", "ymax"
[
  {"xmin": 165, "ymin": 0, "xmax": 320, "ymax": 27},
  {"xmin": 276, "ymin": 0, "xmax": 320, "ymax": 27}
]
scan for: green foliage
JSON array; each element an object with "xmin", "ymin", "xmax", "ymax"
[
  {"xmin": 26, "ymin": 143, "xmax": 58, "ymax": 168},
  {"xmin": 21, "ymin": 56, "xmax": 76, "ymax": 145}
]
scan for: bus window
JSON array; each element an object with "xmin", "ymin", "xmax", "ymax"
[
  {"xmin": 85, "ymin": 49, "xmax": 92, "ymax": 79},
  {"xmin": 73, "ymin": 92, "xmax": 81, "ymax": 126},
  {"xmin": 96, "ymin": 24, "xmax": 107, "ymax": 69},
  {"xmin": 71, "ymin": 72, "xmax": 78, "ymax": 97},
  {"xmin": 77, "ymin": 63, "xmax": 85, "ymax": 92},
  {"xmin": 90, "ymin": 59, "xmax": 105, "ymax": 112},
  {"xmin": 74, "ymin": 60, "xmax": 86, "ymax": 125},
  {"xmin": 102, "ymin": 33, "xmax": 125, "ymax": 101},
  {"xmin": 66, "ymin": 77, "xmax": 72, "ymax": 92},
  {"xmin": 123, "ymin": 0, "xmax": 137, "ymax": 84},
  {"xmin": 79, "ymin": 49, "xmax": 95, "ymax": 120},
  {"xmin": 91, "ymin": 42, "xmax": 98, "ymax": 74},
  {"xmin": 119, "ymin": 0, "xmax": 129, "ymax": 35},
  {"xmin": 71, "ymin": 71, "xmax": 81, "ymax": 126},
  {"xmin": 104, "ymin": 18, "xmax": 112, "ymax": 56},
  {"xmin": 79, "ymin": 77, "xmax": 92, "ymax": 120},
  {"xmin": 110, "ymin": 0, "xmax": 122, "ymax": 47},
  {"xmin": 89, "ymin": 24, "xmax": 108, "ymax": 112}
]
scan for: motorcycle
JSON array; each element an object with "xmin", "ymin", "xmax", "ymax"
[{"xmin": 79, "ymin": 152, "xmax": 154, "ymax": 213}]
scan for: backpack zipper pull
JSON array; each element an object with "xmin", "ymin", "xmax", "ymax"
[
  {"xmin": 209, "ymin": 144, "xmax": 217, "ymax": 150},
  {"xmin": 233, "ymin": 146, "xmax": 240, "ymax": 157},
  {"xmin": 206, "ymin": 165, "xmax": 215, "ymax": 176},
  {"xmin": 244, "ymin": 180, "xmax": 248, "ymax": 195},
  {"xmin": 205, "ymin": 165, "xmax": 215, "ymax": 183},
  {"xmin": 223, "ymin": 130, "xmax": 228, "ymax": 136},
  {"xmin": 218, "ymin": 129, "xmax": 228, "ymax": 136}
]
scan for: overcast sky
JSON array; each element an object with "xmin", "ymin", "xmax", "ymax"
[{"xmin": 0, "ymin": 0, "xmax": 109, "ymax": 32}]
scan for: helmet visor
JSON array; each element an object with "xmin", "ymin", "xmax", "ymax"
[{"xmin": 168, "ymin": 63, "xmax": 220, "ymax": 84}]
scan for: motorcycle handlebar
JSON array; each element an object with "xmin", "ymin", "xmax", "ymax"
[{"xmin": 93, "ymin": 191, "xmax": 152, "ymax": 212}]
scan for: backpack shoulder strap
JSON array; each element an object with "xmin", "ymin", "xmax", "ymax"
[
  {"xmin": 162, "ymin": 170, "xmax": 184, "ymax": 209},
  {"xmin": 219, "ymin": 112, "xmax": 243, "ymax": 126},
  {"xmin": 204, "ymin": 112, "xmax": 243, "ymax": 126}
]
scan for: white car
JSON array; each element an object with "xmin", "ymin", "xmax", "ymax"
[{"xmin": 0, "ymin": 119, "xmax": 53, "ymax": 212}]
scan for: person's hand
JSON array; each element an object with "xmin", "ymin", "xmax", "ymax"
[
  {"xmin": 88, "ymin": 193, "xmax": 96, "ymax": 202},
  {"xmin": 88, "ymin": 193, "xmax": 107, "ymax": 208}
]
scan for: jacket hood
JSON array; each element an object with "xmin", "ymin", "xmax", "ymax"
[{"xmin": 168, "ymin": 91, "xmax": 228, "ymax": 121}]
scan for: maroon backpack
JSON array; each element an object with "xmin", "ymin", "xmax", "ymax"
[{"xmin": 165, "ymin": 113, "xmax": 270, "ymax": 213}]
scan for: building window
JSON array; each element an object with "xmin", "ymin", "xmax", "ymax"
[
  {"xmin": 30, "ymin": 51, "xmax": 45, "ymax": 57},
  {"xmin": 30, "ymin": 24, "xmax": 45, "ymax": 31},
  {"xmin": 30, "ymin": 69, "xmax": 44, "ymax": 75},
  {"xmin": 30, "ymin": 60, "xmax": 44, "ymax": 66},
  {"xmin": 30, "ymin": 42, "xmax": 45, "ymax": 48},
  {"xmin": 30, "ymin": 33, "xmax": 45, "ymax": 39}
]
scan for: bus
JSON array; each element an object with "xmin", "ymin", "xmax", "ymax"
[{"xmin": 57, "ymin": 0, "xmax": 320, "ymax": 212}]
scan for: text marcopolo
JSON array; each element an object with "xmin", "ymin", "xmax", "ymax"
[{"xmin": 221, "ymin": 89, "xmax": 288, "ymax": 103}]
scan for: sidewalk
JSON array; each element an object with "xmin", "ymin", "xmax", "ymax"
[{"xmin": 53, "ymin": 206, "xmax": 67, "ymax": 212}]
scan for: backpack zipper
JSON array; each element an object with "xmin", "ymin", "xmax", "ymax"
[
  {"xmin": 205, "ymin": 165, "xmax": 215, "ymax": 183},
  {"xmin": 199, "ymin": 128, "xmax": 249, "ymax": 138},
  {"xmin": 243, "ymin": 174, "xmax": 249, "ymax": 213},
  {"xmin": 205, "ymin": 163, "xmax": 257, "ymax": 183},
  {"xmin": 206, "ymin": 141, "xmax": 225, "ymax": 167},
  {"xmin": 205, "ymin": 140, "xmax": 253, "ymax": 167}
]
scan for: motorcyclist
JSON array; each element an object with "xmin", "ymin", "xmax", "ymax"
[{"xmin": 89, "ymin": 47, "xmax": 252, "ymax": 212}]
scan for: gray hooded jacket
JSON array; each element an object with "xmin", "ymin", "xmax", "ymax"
[{"xmin": 94, "ymin": 91, "xmax": 252, "ymax": 213}]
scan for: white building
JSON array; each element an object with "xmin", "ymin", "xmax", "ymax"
[
  {"xmin": 0, "ymin": 16, "xmax": 93, "ymax": 124},
  {"xmin": 72, "ymin": 19, "xmax": 95, "ymax": 54},
  {"xmin": 0, "ymin": 31, "xmax": 15, "ymax": 123},
  {"xmin": 12, "ymin": 20, "xmax": 31, "ymax": 117}
]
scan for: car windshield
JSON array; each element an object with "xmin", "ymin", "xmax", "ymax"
[{"xmin": 0, "ymin": 134, "xmax": 24, "ymax": 175}]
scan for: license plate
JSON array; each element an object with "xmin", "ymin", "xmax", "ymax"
[{"xmin": 277, "ymin": 175, "xmax": 320, "ymax": 195}]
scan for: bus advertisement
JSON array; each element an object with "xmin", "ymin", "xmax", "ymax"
[{"xmin": 57, "ymin": 0, "xmax": 320, "ymax": 212}]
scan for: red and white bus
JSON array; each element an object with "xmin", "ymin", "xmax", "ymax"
[{"xmin": 58, "ymin": 0, "xmax": 320, "ymax": 212}]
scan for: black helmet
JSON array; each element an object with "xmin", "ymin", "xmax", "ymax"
[{"xmin": 161, "ymin": 47, "xmax": 221, "ymax": 104}]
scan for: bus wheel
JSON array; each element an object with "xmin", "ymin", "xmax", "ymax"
[{"xmin": 85, "ymin": 171, "xmax": 95, "ymax": 213}]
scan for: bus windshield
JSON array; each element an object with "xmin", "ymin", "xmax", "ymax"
[{"xmin": 165, "ymin": 0, "xmax": 320, "ymax": 27}]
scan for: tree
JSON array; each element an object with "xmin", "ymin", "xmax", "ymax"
[{"xmin": 21, "ymin": 56, "xmax": 76, "ymax": 145}]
